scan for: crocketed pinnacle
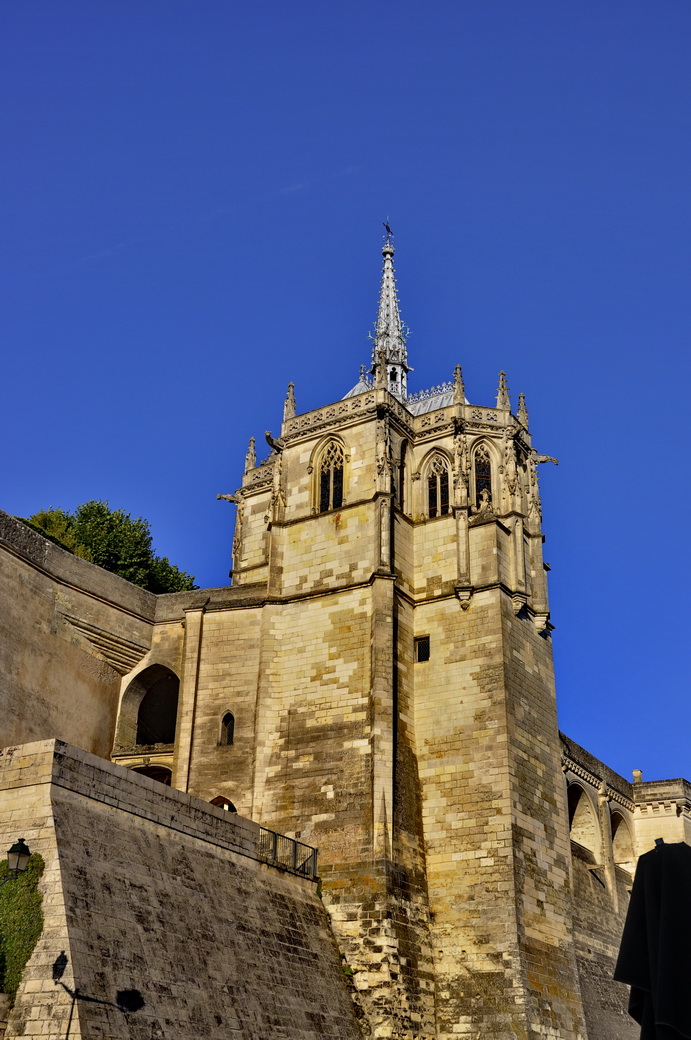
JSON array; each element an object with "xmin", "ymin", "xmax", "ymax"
[{"xmin": 370, "ymin": 235, "xmax": 410, "ymax": 399}]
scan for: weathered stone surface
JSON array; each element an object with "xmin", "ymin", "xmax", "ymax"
[{"xmin": 0, "ymin": 740, "xmax": 363, "ymax": 1040}]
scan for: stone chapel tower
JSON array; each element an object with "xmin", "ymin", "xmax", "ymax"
[{"xmin": 196, "ymin": 236, "xmax": 587, "ymax": 1038}]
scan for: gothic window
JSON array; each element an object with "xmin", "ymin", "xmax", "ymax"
[
  {"xmin": 318, "ymin": 441, "xmax": 344, "ymax": 513},
  {"xmin": 427, "ymin": 454, "xmax": 450, "ymax": 518},
  {"xmin": 474, "ymin": 445, "xmax": 492, "ymax": 506},
  {"xmin": 219, "ymin": 712, "xmax": 235, "ymax": 746}
]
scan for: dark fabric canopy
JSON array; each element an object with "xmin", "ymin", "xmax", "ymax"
[{"xmin": 615, "ymin": 842, "xmax": 691, "ymax": 1039}]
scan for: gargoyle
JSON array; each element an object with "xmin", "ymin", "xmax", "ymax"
[
  {"xmin": 265, "ymin": 430, "xmax": 285, "ymax": 452},
  {"xmin": 216, "ymin": 493, "xmax": 240, "ymax": 503}
]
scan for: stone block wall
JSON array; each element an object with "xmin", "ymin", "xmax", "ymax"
[
  {"xmin": 0, "ymin": 511, "xmax": 155, "ymax": 757},
  {"xmin": 0, "ymin": 740, "xmax": 364, "ymax": 1040}
]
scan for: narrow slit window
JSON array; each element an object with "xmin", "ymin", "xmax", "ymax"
[
  {"xmin": 427, "ymin": 456, "xmax": 450, "ymax": 518},
  {"xmin": 318, "ymin": 442, "xmax": 345, "ymax": 513},
  {"xmin": 415, "ymin": 636, "xmax": 430, "ymax": 662},
  {"xmin": 220, "ymin": 712, "xmax": 235, "ymax": 746}
]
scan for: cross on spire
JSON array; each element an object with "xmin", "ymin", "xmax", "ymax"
[{"xmin": 370, "ymin": 232, "xmax": 411, "ymax": 399}]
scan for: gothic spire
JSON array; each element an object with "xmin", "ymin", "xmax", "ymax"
[{"xmin": 370, "ymin": 231, "xmax": 410, "ymax": 399}]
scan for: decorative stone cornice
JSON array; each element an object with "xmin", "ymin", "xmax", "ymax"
[
  {"xmin": 61, "ymin": 615, "xmax": 149, "ymax": 675},
  {"xmin": 562, "ymin": 753, "xmax": 635, "ymax": 812}
]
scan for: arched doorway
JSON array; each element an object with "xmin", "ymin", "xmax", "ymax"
[
  {"xmin": 136, "ymin": 672, "xmax": 179, "ymax": 745},
  {"xmin": 114, "ymin": 664, "xmax": 180, "ymax": 751}
]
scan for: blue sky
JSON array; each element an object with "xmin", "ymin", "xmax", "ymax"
[{"xmin": 3, "ymin": 1, "xmax": 690, "ymax": 782}]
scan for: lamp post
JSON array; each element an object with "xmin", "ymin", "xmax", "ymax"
[{"xmin": 0, "ymin": 838, "xmax": 31, "ymax": 887}]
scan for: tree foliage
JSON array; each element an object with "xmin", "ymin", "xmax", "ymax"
[{"xmin": 19, "ymin": 501, "xmax": 196, "ymax": 593}]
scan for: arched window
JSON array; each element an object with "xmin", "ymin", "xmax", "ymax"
[
  {"xmin": 219, "ymin": 712, "xmax": 235, "ymax": 746},
  {"xmin": 427, "ymin": 454, "xmax": 450, "ymax": 518},
  {"xmin": 135, "ymin": 669, "xmax": 179, "ymax": 746},
  {"xmin": 210, "ymin": 795, "xmax": 237, "ymax": 812},
  {"xmin": 474, "ymin": 444, "xmax": 492, "ymax": 507},
  {"xmin": 318, "ymin": 441, "xmax": 344, "ymax": 513}
]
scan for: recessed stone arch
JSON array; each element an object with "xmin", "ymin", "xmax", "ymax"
[
  {"xmin": 611, "ymin": 810, "xmax": 636, "ymax": 873},
  {"xmin": 567, "ymin": 782, "xmax": 601, "ymax": 859},
  {"xmin": 114, "ymin": 664, "xmax": 180, "ymax": 752},
  {"xmin": 131, "ymin": 764, "xmax": 172, "ymax": 786},
  {"xmin": 210, "ymin": 795, "xmax": 237, "ymax": 812}
]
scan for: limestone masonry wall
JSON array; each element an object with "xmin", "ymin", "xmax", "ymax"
[
  {"xmin": 0, "ymin": 511, "xmax": 155, "ymax": 757},
  {"xmin": 0, "ymin": 740, "xmax": 364, "ymax": 1040}
]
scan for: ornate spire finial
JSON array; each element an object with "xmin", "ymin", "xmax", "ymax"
[
  {"xmin": 370, "ymin": 229, "xmax": 410, "ymax": 399},
  {"xmin": 283, "ymin": 382, "xmax": 296, "ymax": 421},
  {"xmin": 496, "ymin": 371, "xmax": 511, "ymax": 410},
  {"xmin": 517, "ymin": 393, "xmax": 529, "ymax": 429},
  {"xmin": 244, "ymin": 436, "xmax": 256, "ymax": 474},
  {"xmin": 453, "ymin": 364, "xmax": 465, "ymax": 406}
]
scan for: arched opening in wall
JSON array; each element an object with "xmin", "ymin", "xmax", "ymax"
[
  {"xmin": 567, "ymin": 783, "xmax": 599, "ymax": 858},
  {"xmin": 115, "ymin": 665, "xmax": 180, "ymax": 751},
  {"xmin": 318, "ymin": 440, "xmax": 345, "ymax": 513},
  {"xmin": 210, "ymin": 795, "xmax": 237, "ymax": 812},
  {"xmin": 132, "ymin": 765, "xmax": 172, "ymax": 786},
  {"xmin": 611, "ymin": 812, "xmax": 636, "ymax": 874},
  {"xmin": 426, "ymin": 453, "xmax": 450, "ymax": 518},
  {"xmin": 473, "ymin": 444, "xmax": 492, "ymax": 508},
  {"xmin": 219, "ymin": 712, "xmax": 235, "ymax": 746},
  {"xmin": 136, "ymin": 670, "xmax": 179, "ymax": 745}
]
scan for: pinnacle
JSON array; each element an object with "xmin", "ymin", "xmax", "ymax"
[{"xmin": 496, "ymin": 371, "xmax": 511, "ymax": 410}]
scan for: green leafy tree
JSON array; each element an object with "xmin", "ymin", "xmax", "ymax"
[{"xmin": 18, "ymin": 501, "xmax": 196, "ymax": 593}]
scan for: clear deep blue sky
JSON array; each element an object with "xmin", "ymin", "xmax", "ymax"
[{"xmin": 3, "ymin": 2, "xmax": 690, "ymax": 782}]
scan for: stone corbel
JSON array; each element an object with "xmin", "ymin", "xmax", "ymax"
[
  {"xmin": 454, "ymin": 584, "xmax": 473, "ymax": 610},
  {"xmin": 533, "ymin": 611, "xmax": 550, "ymax": 633},
  {"xmin": 511, "ymin": 592, "xmax": 528, "ymax": 616}
]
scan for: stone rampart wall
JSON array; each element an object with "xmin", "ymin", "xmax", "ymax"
[{"xmin": 0, "ymin": 740, "xmax": 363, "ymax": 1040}]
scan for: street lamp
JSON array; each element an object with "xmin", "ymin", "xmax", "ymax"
[{"xmin": 0, "ymin": 838, "xmax": 31, "ymax": 887}]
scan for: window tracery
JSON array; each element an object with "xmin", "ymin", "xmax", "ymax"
[
  {"xmin": 318, "ymin": 441, "xmax": 345, "ymax": 513},
  {"xmin": 427, "ymin": 454, "xmax": 450, "ymax": 518},
  {"xmin": 219, "ymin": 711, "xmax": 235, "ymax": 746},
  {"xmin": 474, "ymin": 444, "xmax": 492, "ymax": 506}
]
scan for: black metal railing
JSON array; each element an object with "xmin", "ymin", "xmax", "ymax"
[{"xmin": 257, "ymin": 827, "xmax": 318, "ymax": 880}]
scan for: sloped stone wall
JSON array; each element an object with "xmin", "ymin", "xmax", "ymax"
[{"xmin": 0, "ymin": 740, "xmax": 363, "ymax": 1040}]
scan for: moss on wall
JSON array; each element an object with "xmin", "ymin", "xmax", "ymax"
[{"xmin": 0, "ymin": 854, "xmax": 45, "ymax": 1003}]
